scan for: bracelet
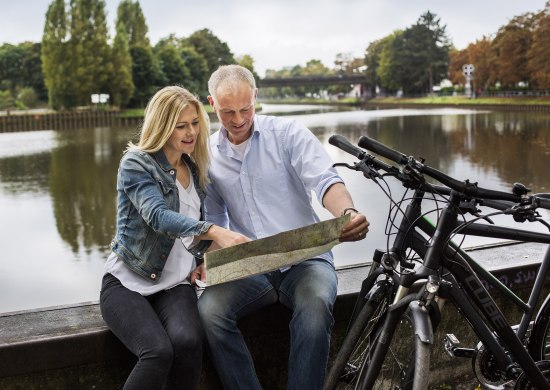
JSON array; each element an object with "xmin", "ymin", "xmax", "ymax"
[{"xmin": 341, "ymin": 207, "xmax": 359, "ymax": 216}]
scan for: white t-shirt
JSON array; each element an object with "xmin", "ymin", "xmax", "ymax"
[{"xmin": 104, "ymin": 168, "xmax": 201, "ymax": 295}]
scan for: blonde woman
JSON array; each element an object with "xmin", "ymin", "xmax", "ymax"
[{"xmin": 100, "ymin": 86, "xmax": 249, "ymax": 390}]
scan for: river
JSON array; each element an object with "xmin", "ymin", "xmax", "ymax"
[{"xmin": 1, "ymin": 104, "xmax": 549, "ymax": 313}]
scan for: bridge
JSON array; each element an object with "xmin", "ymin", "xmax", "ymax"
[{"xmin": 258, "ymin": 74, "xmax": 369, "ymax": 88}]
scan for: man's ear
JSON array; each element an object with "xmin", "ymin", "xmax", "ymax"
[{"xmin": 207, "ymin": 96, "xmax": 216, "ymax": 111}]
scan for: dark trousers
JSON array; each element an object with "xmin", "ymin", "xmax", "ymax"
[{"xmin": 100, "ymin": 273, "xmax": 203, "ymax": 390}]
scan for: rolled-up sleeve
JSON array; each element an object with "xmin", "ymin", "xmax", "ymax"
[{"xmin": 283, "ymin": 122, "xmax": 344, "ymax": 204}]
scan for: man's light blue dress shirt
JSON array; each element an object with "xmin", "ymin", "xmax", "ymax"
[{"xmin": 205, "ymin": 114, "xmax": 344, "ymax": 264}]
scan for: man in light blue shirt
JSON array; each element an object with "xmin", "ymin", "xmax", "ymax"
[{"xmin": 198, "ymin": 65, "xmax": 369, "ymax": 390}]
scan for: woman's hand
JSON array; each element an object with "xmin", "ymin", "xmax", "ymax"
[
  {"xmin": 339, "ymin": 210, "xmax": 370, "ymax": 242},
  {"xmin": 199, "ymin": 225, "xmax": 251, "ymax": 249}
]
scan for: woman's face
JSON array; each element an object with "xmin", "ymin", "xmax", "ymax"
[{"xmin": 164, "ymin": 104, "xmax": 200, "ymax": 157}]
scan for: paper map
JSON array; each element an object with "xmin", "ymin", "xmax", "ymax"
[{"xmin": 204, "ymin": 214, "xmax": 350, "ymax": 286}]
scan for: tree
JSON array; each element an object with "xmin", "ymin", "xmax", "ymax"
[
  {"xmin": 110, "ymin": 22, "xmax": 134, "ymax": 107},
  {"xmin": 69, "ymin": 0, "xmax": 112, "ymax": 106},
  {"xmin": 375, "ymin": 31, "xmax": 403, "ymax": 94},
  {"xmin": 398, "ymin": 11, "xmax": 451, "ymax": 94},
  {"xmin": 184, "ymin": 29, "xmax": 235, "ymax": 76},
  {"xmin": 129, "ymin": 46, "xmax": 166, "ymax": 107},
  {"xmin": 116, "ymin": 0, "xmax": 150, "ymax": 48},
  {"xmin": 236, "ymin": 54, "xmax": 260, "ymax": 83},
  {"xmin": 449, "ymin": 37, "xmax": 492, "ymax": 91},
  {"xmin": 527, "ymin": 2, "xmax": 550, "ymax": 88},
  {"xmin": 490, "ymin": 13, "xmax": 535, "ymax": 88},
  {"xmin": 42, "ymin": 0, "xmax": 74, "ymax": 109},
  {"xmin": 155, "ymin": 44, "xmax": 190, "ymax": 86}
]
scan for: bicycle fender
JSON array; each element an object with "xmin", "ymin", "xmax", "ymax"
[{"xmin": 409, "ymin": 301, "xmax": 434, "ymax": 345}]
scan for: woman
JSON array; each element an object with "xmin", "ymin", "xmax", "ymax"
[{"xmin": 100, "ymin": 85, "xmax": 249, "ymax": 390}]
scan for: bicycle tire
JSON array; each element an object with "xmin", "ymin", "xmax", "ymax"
[
  {"xmin": 358, "ymin": 307, "xmax": 431, "ymax": 390},
  {"xmin": 528, "ymin": 294, "xmax": 550, "ymax": 361},
  {"xmin": 324, "ymin": 284, "xmax": 390, "ymax": 389}
]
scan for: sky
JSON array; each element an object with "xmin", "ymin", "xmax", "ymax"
[{"xmin": 0, "ymin": 0, "xmax": 546, "ymax": 77}]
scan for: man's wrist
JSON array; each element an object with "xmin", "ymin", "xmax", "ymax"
[{"xmin": 341, "ymin": 207, "xmax": 359, "ymax": 216}]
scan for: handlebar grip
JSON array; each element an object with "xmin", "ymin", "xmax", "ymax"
[
  {"xmin": 537, "ymin": 197, "xmax": 550, "ymax": 210},
  {"xmin": 358, "ymin": 136, "xmax": 408, "ymax": 165},
  {"xmin": 329, "ymin": 135, "xmax": 366, "ymax": 159}
]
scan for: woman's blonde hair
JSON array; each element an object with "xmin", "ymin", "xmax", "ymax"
[{"xmin": 127, "ymin": 85, "xmax": 210, "ymax": 189}]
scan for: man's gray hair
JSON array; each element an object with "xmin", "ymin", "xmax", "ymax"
[{"xmin": 208, "ymin": 64, "xmax": 256, "ymax": 102}]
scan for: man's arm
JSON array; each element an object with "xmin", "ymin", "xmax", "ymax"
[{"xmin": 322, "ymin": 182, "xmax": 370, "ymax": 242}]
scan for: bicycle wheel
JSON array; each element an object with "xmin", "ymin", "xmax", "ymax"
[
  {"xmin": 528, "ymin": 294, "xmax": 550, "ymax": 361},
  {"xmin": 359, "ymin": 306, "xmax": 431, "ymax": 390},
  {"xmin": 324, "ymin": 285, "xmax": 390, "ymax": 390}
]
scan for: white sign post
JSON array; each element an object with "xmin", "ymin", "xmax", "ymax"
[{"xmin": 462, "ymin": 64, "xmax": 475, "ymax": 99}]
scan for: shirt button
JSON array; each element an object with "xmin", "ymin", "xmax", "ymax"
[
  {"xmin": 150, "ymin": 273, "xmax": 156, "ymax": 279},
  {"xmin": 169, "ymin": 169, "xmax": 175, "ymax": 175},
  {"xmin": 242, "ymin": 171, "xmax": 246, "ymax": 175}
]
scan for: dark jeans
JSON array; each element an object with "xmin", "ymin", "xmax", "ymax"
[{"xmin": 100, "ymin": 273, "xmax": 203, "ymax": 390}]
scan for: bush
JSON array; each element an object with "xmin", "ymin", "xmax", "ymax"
[
  {"xmin": 18, "ymin": 87, "xmax": 38, "ymax": 109},
  {"xmin": 0, "ymin": 90, "xmax": 15, "ymax": 111}
]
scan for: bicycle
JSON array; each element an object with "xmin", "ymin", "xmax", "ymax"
[{"xmin": 324, "ymin": 134, "xmax": 550, "ymax": 389}]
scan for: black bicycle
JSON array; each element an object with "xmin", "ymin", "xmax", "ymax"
[{"xmin": 324, "ymin": 134, "xmax": 550, "ymax": 390}]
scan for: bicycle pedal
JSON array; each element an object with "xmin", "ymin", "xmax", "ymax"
[{"xmin": 444, "ymin": 334, "xmax": 474, "ymax": 358}]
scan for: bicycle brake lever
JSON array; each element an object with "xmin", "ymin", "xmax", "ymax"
[{"xmin": 537, "ymin": 218, "xmax": 550, "ymax": 231}]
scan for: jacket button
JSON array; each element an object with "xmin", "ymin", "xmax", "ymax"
[
  {"xmin": 150, "ymin": 273, "xmax": 156, "ymax": 279},
  {"xmin": 169, "ymin": 169, "xmax": 175, "ymax": 175}
]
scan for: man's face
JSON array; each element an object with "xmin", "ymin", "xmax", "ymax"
[{"xmin": 208, "ymin": 83, "xmax": 257, "ymax": 145}]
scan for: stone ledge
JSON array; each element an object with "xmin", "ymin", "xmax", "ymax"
[{"xmin": 0, "ymin": 242, "xmax": 548, "ymax": 389}]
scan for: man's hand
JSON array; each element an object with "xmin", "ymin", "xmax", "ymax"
[
  {"xmin": 339, "ymin": 210, "xmax": 370, "ymax": 242},
  {"xmin": 190, "ymin": 263, "xmax": 206, "ymax": 284}
]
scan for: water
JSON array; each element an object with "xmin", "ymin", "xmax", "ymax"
[{"xmin": 1, "ymin": 105, "xmax": 550, "ymax": 313}]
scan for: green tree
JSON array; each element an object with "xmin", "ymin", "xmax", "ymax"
[
  {"xmin": 236, "ymin": 54, "xmax": 260, "ymax": 83},
  {"xmin": 365, "ymin": 38, "xmax": 391, "ymax": 96},
  {"xmin": 42, "ymin": 0, "xmax": 74, "ymax": 109},
  {"xmin": 179, "ymin": 45, "xmax": 209, "ymax": 96},
  {"xmin": 184, "ymin": 29, "xmax": 235, "ymax": 76},
  {"xmin": 154, "ymin": 42, "xmax": 190, "ymax": 86},
  {"xmin": 20, "ymin": 42, "xmax": 48, "ymax": 102},
  {"xmin": 376, "ymin": 31, "xmax": 403, "ymax": 94},
  {"xmin": 129, "ymin": 46, "xmax": 166, "ymax": 107},
  {"xmin": 399, "ymin": 11, "xmax": 451, "ymax": 94},
  {"xmin": 116, "ymin": 0, "xmax": 150, "ymax": 48},
  {"xmin": 69, "ymin": 0, "xmax": 112, "ymax": 106},
  {"xmin": 110, "ymin": 22, "xmax": 134, "ymax": 107}
]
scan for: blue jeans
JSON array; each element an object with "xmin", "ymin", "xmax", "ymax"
[
  {"xmin": 198, "ymin": 259, "xmax": 338, "ymax": 390},
  {"xmin": 100, "ymin": 273, "xmax": 203, "ymax": 390}
]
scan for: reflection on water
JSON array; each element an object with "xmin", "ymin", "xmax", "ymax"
[{"xmin": 1, "ymin": 107, "xmax": 550, "ymax": 312}]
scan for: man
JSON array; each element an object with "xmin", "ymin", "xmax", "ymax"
[{"xmin": 198, "ymin": 65, "xmax": 369, "ymax": 390}]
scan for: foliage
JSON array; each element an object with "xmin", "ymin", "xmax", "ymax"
[
  {"xmin": 18, "ymin": 87, "xmax": 39, "ymax": 108},
  {"xmin": 110, "ymin": 22, "xmax": 134, "ymax": 107},
  {"xmin": 115, "ymin": 0, "xmax": 150, "ymax": 48},
  {"xmin": 0, "ymin": 90, "xmax": 15, "ymax": 110},
  {"xmin": 42, "ymin": 0, "xmax": 73, "ymax": 110},
  {"xmin": 527, "ymin": 3, "xmax": 550, "ymax": 88},
  {"xmin": 490, "ymin": 12, "xmax": 535, "ymax": 88},
  {"xmin": 183, "ymin": 29, "xmax": 235, "ymax": 77},
  {"xmin": 449, "ymin": 37, "xmax": 492, "ymax": 91},
  {"xmin": 69, "ymin": 0, "xmax": 113, "ymax": 106},
  {"xmin": 128, "ymin": 46, "xmax": 166, "ymax": 107}
]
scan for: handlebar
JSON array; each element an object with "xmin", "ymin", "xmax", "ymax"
[
  {"xmin": 358, "ymin": 135, "xmax": 521, "ymax": 203},
  {"xmin": 329, "ymin": 135, "xmax": 397, "ymax": 175}
]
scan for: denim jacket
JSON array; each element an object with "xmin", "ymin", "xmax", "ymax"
[{"xmin": 110, "ymin": 149, "xmax": 213, "ymax": 281}]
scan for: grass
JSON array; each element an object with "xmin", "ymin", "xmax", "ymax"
[{"xmin": 369, "ymin": 95, "xmax": 550, "ymax": 106}]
